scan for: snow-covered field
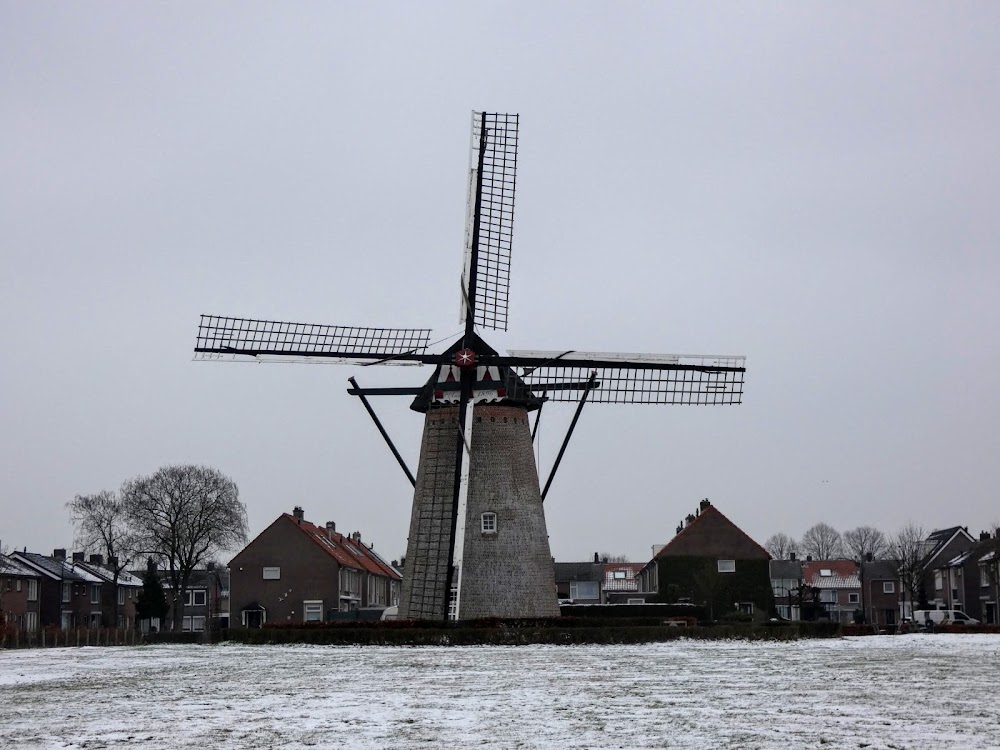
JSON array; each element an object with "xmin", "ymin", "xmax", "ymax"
[{"xmin": 1, "ymin": 634, "xmax": 999, "ymax": 749}]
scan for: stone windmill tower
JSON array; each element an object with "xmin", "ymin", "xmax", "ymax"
[{"xmin": 194, "ymin": 111, "xmax": 746, "ymax": 621}]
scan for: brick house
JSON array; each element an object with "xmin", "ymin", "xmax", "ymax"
[
  {"xmin": 639, "ymin": 499, "xmax": 773, "ymax": 621},
  {"xmin": 12, "ymin": 550, "xmax": 110, "ymax": 628},
  {"xmin": 920, "ymin": 526, "xmax": 975, "ymax": 610},
  {"xmin": 554, "ymin": 557, "xmax": 604, "ymax": 604},
  {"xmin": 603, "ymin": 562, "xmax": 647, "ymax": 604},
  {"xmin": 769, "ymin": 557, "xmax": 804, "ymax": 621},
  {"xmin": 229, "ymin": 506, "xmax": 401, "ymax": 627},
  {"xmin": 0, "ymin": 554, "xmax": 41, "ymax": 634},
  {"xmin": 75, "ymin": 555, "xmax": 142, "ymax": 629},
  {"xmin": 802, "ymin": 560, "xmax": 860, "ymax": 623},
  {"xmin": 860, "ymin": 559, "xmax": 902, "ymax": 628},
  {"xmin": 978, "ymin": 531, "xmax": 1000, "ymax": 624}
]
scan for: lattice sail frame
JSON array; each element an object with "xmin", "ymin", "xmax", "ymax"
[
  {"xmin": 506, "ymin": 350, "xmax": 746, "ymax": 405},
  {"xmin": 459, "ymin": 111, "xmax": 519, "ymax": 332},
  {"xmin": 194, "ymin": 315, "xmax": 431, "ymax": 365}
]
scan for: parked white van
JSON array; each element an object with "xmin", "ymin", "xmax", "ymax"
[{"xmin": 913, "ymin": 609, "xmax": 979, "ymax": 626}]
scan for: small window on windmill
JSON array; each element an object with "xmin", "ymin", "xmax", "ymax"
[{"xmin": 481, "ymin": 512, "xmax": 497, "ymax": 534}]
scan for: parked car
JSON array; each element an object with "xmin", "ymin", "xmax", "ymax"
[{"xmin": 913, "ymin": 609, "xmax": 978, "ymax": 626}]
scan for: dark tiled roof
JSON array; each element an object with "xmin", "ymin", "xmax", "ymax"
[
  {"xmin": 553, "ymin": 562, "xmax": 603, "ymax": 582},
  {"xmin": 769, "ymin": 559, "xmax": 804, "ymax": 579},
  {"xmin": 14, "ymin": 552, "xmax": 93, "ymax": 582},
  {"xmin": 287, "ymin": 515, "xmax": 401, "ymax": 581},
  {"xmin": 861, "ymin": 560, "xmax": 897, "ymax": 580}
]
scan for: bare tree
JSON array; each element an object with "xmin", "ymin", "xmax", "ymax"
[
  {"xmin": 598, "ymin": 552, "xmax": 630, "ymax": 563},
  {"xmin": 800, "ymin": 522, "xmax": 844, "ymax": 560},
  {"xmin": 764, "ymin": 533, "xmax": 798, "ymax": 560},
  {"xmin": 122, "ymin": 465, "xmax": 248, "ymax": 632},
  {"xmin": 67, "ymin": 489, "xmax": 137, "ymax": 627},
  {"xmin": 843, "ymin": 526, "xmax": 889, "ymax": 562},
  {"xmin": 888, "ymin": 521, "xmax": 926, "ymax": 619}
]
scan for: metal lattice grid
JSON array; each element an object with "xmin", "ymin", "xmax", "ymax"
[
  {"xmin": 514, "ymin": 365, "xmax": 745, "ymax": 405},
  {"xmin": 471, "ymin": 112, "xmax": 518, "ymax": 331},
  {"xmin": 194, "ymin": 315, "xmax": 431, "ymax": 362}
]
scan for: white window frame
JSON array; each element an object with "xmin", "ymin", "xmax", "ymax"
[
  {"xmin": 481, "ymin": 512, "xmax": 497, "ymax": 534},
  {"xmin": 118, "ymin": 588, "xmax": 125, "ymax": 606},
  {"xmin": 262, "ymin": 566, "xmax": 281, "ymax": 580},
  {"xmin": 569, "ymin": 581, "xmax": 600, "ymax": 600},
  {"xmin": 28, "ymin": 579, "xmax": 38, "ymax": 602},
  {"xmin": 62, "ymin": 582, "xmax": 71, "ymax": 603},
  {"xmin": 717, "ymin": 560, "xmax": 736, "ymax": 573},
  {"xmin": 25, "ymin": 611, "xmax": 38, "ymax": 632},
  {"xmin": 15, "ymin": 579, "xmax": 22, "ymax": 592},
  {"xmin": 613, "ymin": 570, "xmax": 627, "ymax": 580},
  {"xmin": 848, "ymin": 592, "xmax": 860, "ymax": 604},
  {"xmin": 303, "ymin": 600, "xmax": 324, "ymax": 622},
  {"xmin": 883, "ymin": 581, "xmax": 895, "ymax": 594},
  {"xmin": 191, "ymin": 589, "xmax": 207, "ymax": 607},
  {"xmin": 934, "ymin": 570, "xmax": 943, "ymax": 591},
  {"xmin": 981, "ymin": 564, "xmax": 990, "ymax": 588}
]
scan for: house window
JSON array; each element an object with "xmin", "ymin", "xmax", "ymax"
[
  {"xmin": 16, "ymin": 579, "xmax": 22, "ymax": 592},
  {"xmin": 262, "ymin": 567, "xmax": 280, "ymax": 580},
  {"xmin": 25, "ymin": 612, "xmax": 38, "ymax": 632},
  {"xmin": 182, "ymin": 616, "xmax": 207, "ymax": 632},
  {"xmin": 28, "ymin": 579, "xmax": 38, "ymax": 602},
  {"xmin": 303, "ymin": 600, "xmax": 324, "ymax": 622},
  {"xmin": 118, "ymin": 588, "xmax": 125, "ymax": 606},
  {"xmin": 569, "ymin": 581, "xmax": 600, "ymax": 600},
  {"xmin": 981, "ymin": 565, "xmax": 991, "ymax": 588},
  {"xmin": 89, "ymin": 613, "xmax": 101, "ymax": 628},
  {"xmin": 934, "ymin": 571, "xmax": 943, "ymax": 591},
  {"xmin": 848, "ymin": 593, "xmax": 860, "ymax": 604},
  {"xmin": 481, "ymin": 512, "xmax": 497, "ymax": 534},
  {"xmin": 820, "ymin": 590, "xmax": 837, "ymax": 603},
  {"xmin": 883, "ymin": 581, "xmax": 895, "ymax": 594},
  {"xmin": 613, "ymin": 571, "xmax": 627, "ymax": 580},
  {"xmin": 184, "ymin": 589, "xmax": 207, "ymax": 607},
  {"xmin": 717, "ymin": 560, "xmax": 736, "ymax": 573},
  {"xmin": 62, "ymin": 582, "xmax": 71, "ymax": 603},
  {"xmin": 820, "ymin": 569, "xmax": 832, "ymax": 577}
]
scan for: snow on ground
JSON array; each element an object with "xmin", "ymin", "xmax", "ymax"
[{"xmin": 1, "ymin": 634, "xmax": 999, "ymax": 749}]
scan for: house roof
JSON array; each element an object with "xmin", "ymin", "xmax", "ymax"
[
  {"xmin": 802, "ymin": 560, "xmax": 859, "ymax": 589},
  {"xmin": 603, "ymin": 563, "xmax": 644, "ymax": 592},
  {"xmin": 76, "ymin": 561, "xmax": 143, "ymax": 587},
  {"xmin": 769, "ymin": 559, "xmax": 804, "ymax": 579},
  {"xmin": 1, "ymin": 554, "xmax": 40, "ymax": 577},
  {"xmin": 861, "ymin": 560, "xmax": 897, "ymax": 580},
  {"xmin": 553, "ymin": 562, "xmax": 604, "ymax": 582},
  {"xmin": 285, "ymin": 515, "xmax": 402, "ymax": 581},
  {"xmin": 13, "ymin": 552, "xmax": 102, "ymax": 582},
  {"xmin": 922, "ymin": 526, "xmax": 976, "ymax": 568},
  {"xmin": 655, "ymin": 504, "xmax": 771, "ymax": 561}
]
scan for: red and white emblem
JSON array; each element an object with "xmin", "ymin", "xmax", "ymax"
[{"xmin": 454, "ymin": 349, "xmax": 476, "ymax": 368}]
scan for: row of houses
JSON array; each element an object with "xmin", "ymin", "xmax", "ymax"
[
  {"xmin": 553, "ymin": 500, "xmax": 1000, "ymax": 626},
  {"xmin": 4, "ymin": 499, "xmax": 997, "ymax": 632}
]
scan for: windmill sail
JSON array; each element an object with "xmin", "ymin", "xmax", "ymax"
[
  {"xmin": 459, "ymin": 111, "xmax": 519, "ymax": 332},
  {"xmin": 505, "ymin": 350, "xmax": 746, "ymax": 405},
  {"xmin": 194, "ymin": 315, "xmax": 432, "ymax": 365}
]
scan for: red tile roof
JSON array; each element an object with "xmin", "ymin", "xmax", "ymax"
[
  {"xmin": 801, "ymin": 560, "xmax": 859, "ymax": 588},
  {"xmin": 284, "ymin": 514, "xmax": 401, "ymax": 581}
]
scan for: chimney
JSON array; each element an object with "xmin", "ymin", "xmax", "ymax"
[
  {"xmin": 865, "ymin": 552, "xmax": 873, "ymax": 562},
  {"xmin": 790, "ymin": 552, "xmax": 796, "ymax": 561},
  {"xmin": 981, "ymin": 531, "xmax": 992, "ymax": 542},
  {"xmin": 72, "ymin": 551, "xmax": 85, "ymax": 563},
  {"xmin": 53, "ymin": 548, "xmax": 67, "ymax": 561},
  {"xmin": 594, "ymin": 552, "xmax": 599, "ymax": 563},
  {"xmin": 685, "ymin": 513, "xmax": 696, "ymax": 525},
  {"xmin": 676, "ymin": 525, "xmax": 683, "ymax": 535},
  {"xmin": 89, "ymin": 554, "xmax": 104, "ymax": 566},
  {"xmin": 351, "ymin": 531, "xmax": 361, "ymax": 543},
  {"xmin": 399, "ymin": 555, "xmax": 405, "ymax": 568},
  {"xmin": 326, "ymin": 521, "xmax": 336, "ymax": 539},
  {"xmin": 699, "ymin": 498, "xmax": 711, "ymax": 512},
  {"xmin": 806, "ymin": 555, "xmax": 813, "ymax": 562},
  {"xmin": 293, "ymin": 506, "xmax": 304, "ymax": 522}
]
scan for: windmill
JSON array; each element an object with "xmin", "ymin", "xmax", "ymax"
[{"xmin": 194, "ymin": 111, "xmax": 746, "ymax": 621}]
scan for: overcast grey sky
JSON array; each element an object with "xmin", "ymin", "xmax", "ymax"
[{"xmin": 2, "ymin": 3, "xmax": 998, "ymax": 563}]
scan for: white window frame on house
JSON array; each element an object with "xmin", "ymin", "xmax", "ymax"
[
  {"xmin": 981, "ymin": 564, "xmax": 990, "ymax": 588},
  {"xmin": 303, "ymin": 600, "xmax": 324, "ymax": 622},
  {"xmin": 883, "ymin": 581, "xmax": 895, "ymax": 594},
  {"xmin": 185, "ymin": 589, "xmax": 207, "ymax": 607},
  {"xmin": 848, "ymin": 592, "xmax": 860, "ymax": 604},
  {"xmin": 262, "ymin": 566, "xmax": 281, "ymax": 580},
  {"xmin": 613, "ymin": 571, "xmax": 627, "ymax": 580},
  {"xmin": 481, "ymin": 512, "xmax": 497, "ymax": 534},
  {"xmin": 118, "ymin": 588, "xmax": 125, "ymax": 606},
  {"xmin": 182, "ymin": 615, "xmax": 207, "ymax": 632},
  {"xmin": 820, "ymin": 590, "xmax": 837, "ymax": 604},
  {"xmin": 62, "ymin": 582, "xmax": 71, "ymax": 603},
  {"xmin": 25, "ymin": 611, "xmax": 38, "ymax": 632},
  {"xmin": 15, "ymin": 579, "xmax": 21, "ymax": 592},
  {"xmin": 28, "ymin": 579, "xmax": 38, "ymax": 601},
  {"xmin": 717, "ymin": 560, "xmax": 736, "ymax": 573},
  {"xmin": 934, "ymin": 570, "xmax": 943, "ymax": 591}
]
